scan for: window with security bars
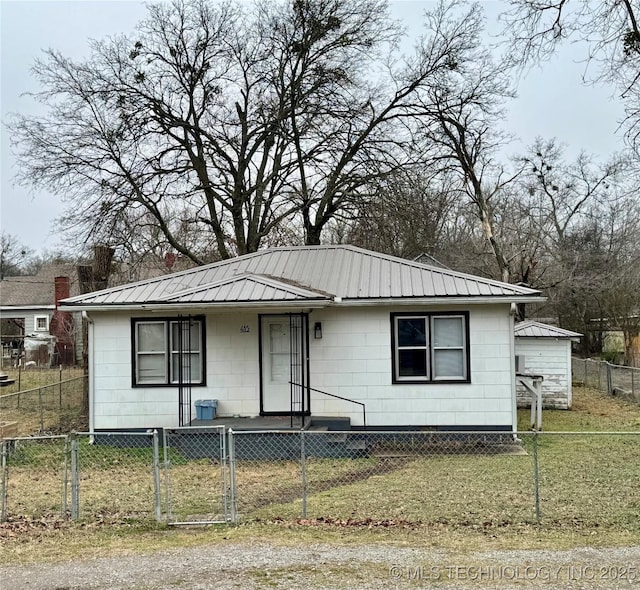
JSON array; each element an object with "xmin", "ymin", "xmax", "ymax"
[
  {"xmin": 132, "ymin": 317, "xmax": 205, "ymax": 386},
  {"xmin": 391, "ymin": 312, "xmax": 469, "ymax": 383}
]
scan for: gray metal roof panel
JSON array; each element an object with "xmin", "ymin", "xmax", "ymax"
[
  {"xmin": 157, "ymin": 274, "xmax": 330, "ymax": 303},
  {"xmin": 61, "ymin": 245, "xmax": 542, "ymax": 306},
  {"xmin": 515, "ymin": 320, "xmax": 582, "ymax": 339}
]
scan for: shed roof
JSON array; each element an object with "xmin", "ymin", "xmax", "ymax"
[
  {"xmin": 515, "ymin": 320, "xmax": 582, "ymax": 340},
  {"xmin": 61, "ymin": 245, "xmax": 542, "ymax": 309}
]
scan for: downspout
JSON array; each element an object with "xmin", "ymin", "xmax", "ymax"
[
  {"xmin": 82, "ymin": 311, "xmax": 95, "ymax": 434},
  {"xmin": 509, "ymin": 303, "xmax": 518, "ymax": 434}
]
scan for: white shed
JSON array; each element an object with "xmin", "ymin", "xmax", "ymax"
[{"xmin": 515, "ymin": 321, "xmax": 582, "ymax": 410}]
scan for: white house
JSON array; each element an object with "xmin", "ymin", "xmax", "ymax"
[
  {"xmin": 60, "ymin": 245, "xmax": 543, "ymax": 432},
  {"xmin": 515, "ymin": 321, "xmax": 582, "ymax": 410}
]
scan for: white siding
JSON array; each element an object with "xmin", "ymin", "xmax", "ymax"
[
  {"xmin": 515, "ymin": 338, "xmax": 572, "ymax": 410},
  {"xmin": 90, "ymin": 304, "xmax": 516, "ymax": 430},
  {"xmin": 308, "ymin": 304, "xmax": 514, "ymax": 429},
  {"xmin": 90, "ymin": 310, "xmax": 261, "ymax": 429}
]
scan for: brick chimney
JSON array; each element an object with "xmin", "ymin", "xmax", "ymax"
[
  {"xmin": 54, "ymin": 276, "xmax": 71, "ymax": 308},
  {"xmin": 51, "ymin": 276, "xmax": 75, "ymax": 365},
  {"xmin": 164, "ymin": 252, "xmax": 177, "ymax": 270}
]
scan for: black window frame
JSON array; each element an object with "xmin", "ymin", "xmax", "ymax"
[
  {"xmin": 131, "ymin": 315, "xmax": 207, "ymax": 387},
  {"xmin": 390, "ymin": 311, "xmax": 470, "ymax": 384}
]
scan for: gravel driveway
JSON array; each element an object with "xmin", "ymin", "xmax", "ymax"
[{"xmin": 1, "ymin": 543, "xmax": 639, "ymax": 589}]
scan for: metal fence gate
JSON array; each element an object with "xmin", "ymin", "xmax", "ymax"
[{"xmin": 163, "ymin": 426, "xmax": 230, "ymax": 524}]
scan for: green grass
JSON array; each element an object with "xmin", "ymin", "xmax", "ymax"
[
  {"xmin": 2, "ymin": 385, "xmax": 640, "ymax": 565},
  {"xmin": 0, "ymin": 367, "xmax": 86, "ymax": 435}
]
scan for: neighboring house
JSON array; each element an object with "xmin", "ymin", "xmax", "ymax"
[
  {"xmin": 0, "ymin": 264, "xmax": 81, "ymax": 366},
  {"xmin": 515, "ymin": 321, "xmax": 582, "ymax": 410},
  {"xmin": 60, "ymin": 245, "xmax": 543, "ymax": 433}
]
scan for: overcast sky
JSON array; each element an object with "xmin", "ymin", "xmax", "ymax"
[{"xmin": 0, "ymin": 0, "xmax": 627, "ymax": 255}]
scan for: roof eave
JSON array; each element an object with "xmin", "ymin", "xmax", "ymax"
[
  {"xmin": 336, "ymin": 295, "xmax": 545, "ymax": 306},
  {"xmin": 59, "ymin": 299, "xmax": 331, "ymax": 312},
  {"xmin": 60, "ymin": 294, "xmax": 544, "ymax": 312},
  {"xmin": 0, "ymin": 305, "xmax": 57, "ymax": 311}
]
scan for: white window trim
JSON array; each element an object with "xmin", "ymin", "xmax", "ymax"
[
  {"xmin": 133, "ymin": 317, "xmax": 205, "ymax": 387},
  {"xmin": 34, "ymin": 315, "xmax": 49, "ymax": 332},
  {"xmin": 392, "ymin": 312, "xmax": 469, "ymax": 383},
  {"xmin": 430, "ymin": 315, "xmax": 467, "ymax": 381}
]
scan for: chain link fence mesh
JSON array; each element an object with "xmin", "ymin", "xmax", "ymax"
[
  {"xmin": 228, "ymin": 430, "xmax": 537, "ymax": 524},
  {"xmin": 1, "ymin": 429, "xmax": 639, "ymax": 529},
  {"xmin": 73, "ymin": 432, "xmax": 159, "ymax": 523},
  {"xmin": 1, "ymin": 435, "xmax": 69, "ymax": 522},
  {"xmin": 535, "ymin": 432, "xmax": 640, "ymax": 527},
  {"xmin": 163, "ymin": 426, "xmax": 229, "ymax": 524},
  {"xmin": 572, "ymin": 357, "xmax": 640, "ymax": 403},
  {"xmin": 0, "ymin": 375, "xmax": 87, "ymax": 435}
]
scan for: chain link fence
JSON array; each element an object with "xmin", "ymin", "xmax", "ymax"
[
  {"xmin": 2, "ymin": 429, "xmax": 639, "ymax": 529},
  {"xmin": 1, "ymin": 435, "xmax": 69, "ymax": 522},
  {"xmin": 0, "ymin": 375, "xmax": 87, "ymax": 435},
  {"xmin": 572, "ymin": 357, "xmax": 640, "ymax": 403},
  {"xmin": 72, "ymin": 432, "xmax": 160, "ymax": 522},
  {"xmin": 1, "ymin": 431, "xmax": 161, "ymax": 523},
  {"xmin": 163, "ymin": 426, "xmax": 229, "ymax": 524},
  {"xmin": 228, "ymin": 430, "xmax": 640, "ymax": 528}
]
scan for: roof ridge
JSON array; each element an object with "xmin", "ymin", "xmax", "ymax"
[{"xmin": 158, "ymin": 272, "xmax": 331, "ymax": 301}]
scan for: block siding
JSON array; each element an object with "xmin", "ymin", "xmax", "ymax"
[
  {"xmin": 515, "ymin": 338, "xmax": 572, "ymax": 410},
  {"xmin": 89, "ymin": 304, "xmax": 515, "ymax": 430}
]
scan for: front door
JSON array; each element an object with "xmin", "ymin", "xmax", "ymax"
[{"xmin": 260, "ymin": 314, "xmax": 308, "ymax": 414}]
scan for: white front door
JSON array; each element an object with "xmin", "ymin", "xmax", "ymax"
[{"xmin": 260, "ymin": 315, "xmax": 307, "ymax": 414}]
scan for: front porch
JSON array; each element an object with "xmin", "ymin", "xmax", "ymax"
[{"xmin": 190, "ymin": 414, "xmax": 352, "ymax": 432}]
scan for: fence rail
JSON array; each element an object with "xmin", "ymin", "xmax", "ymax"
[
  {"xmin": 2, "ymin": 429, "xmax": 639, "ymax": 530},
  {"xmin": 0, "ymin": 375, "xmax": 87, "ymax": 435},
  {"xmin": 572, "ymin": 357, "xmax": 640, "ymax": 403}
]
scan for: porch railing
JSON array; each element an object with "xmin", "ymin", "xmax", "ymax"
[{"xmin": 290, "ymin": 382, "xmax": 366, "ymax": 428}]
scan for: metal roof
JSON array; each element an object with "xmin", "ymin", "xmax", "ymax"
[
  {"xmin": 515, "ymin": 320, "xmax": 582, "ymax": 340},
  {"xmin": 60, "ymin": 245, "xmax": 543, "ymax": 309}
]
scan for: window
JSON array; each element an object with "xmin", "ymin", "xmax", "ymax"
[
  {"xmin": 132, "ymin": 317, "xmax": 205, "ymax": 386},
  {"xmin": 34, "ymin": 315, "xmax": 49, "ymax": 331},
  {"xmin": 391, "ymin": 312, "xmax": 469, "ymax": 383}
]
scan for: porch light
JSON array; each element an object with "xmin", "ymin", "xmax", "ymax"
[{"xmin": 314, "ymin": 322, "xmax": 322, "ymax": 339}]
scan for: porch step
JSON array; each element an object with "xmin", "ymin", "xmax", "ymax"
[
  {"xmin": 309, "ymin": 416, "xmax": 352, "ymax": 431},
  {"xmin": 0, "ymin": 374, "xmax": 15, "ymax": 387}
]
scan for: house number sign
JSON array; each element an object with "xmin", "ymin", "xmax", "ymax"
[{"xmin": 240, "ymin": 325, "xmax": 250, "ymax": 333}]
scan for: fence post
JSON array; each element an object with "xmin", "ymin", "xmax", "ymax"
[
  {"xmin": 1, "ymin": 441, "xmax": 7, "ymax": 523},
  {"xmin": 162, "ymin": 429, "xmax": 172, "ymax": 522},
  {"xmin": 70, "ymin": 434, "xmax": 80, "ymax": 520},
  {"xmin": 220, "ymin": 427, "xmax": 229, "ymax": 521},
  {"xmin": 38, "ymin": 387, "xmax": 44, "ymax": 432},
  {"xmin": 533, "ymin": 431, "xmax": 541, "ymax": 523},
  {"xmin": 59, "ymin": 365, "xmax": 63, "ymax": 410},
  {"xmin": 62, "ymin": 435, "xmax": 69, "ymax": 518},
  {"xmin": 632, "ymin": 368, "xmax": 636, "ymax": 403},
  {"xmin": 228, "ymin": 429, "xmax": 237, "ymax": 523},
  {"xmin": 152, "ymin": 430, "xmax": 162, "ymax": 523},
  {"xmin": 300, "ymin": 431, "xmax": 307, "ymax": 518},
  {"xmin": 597, "ymin": 360, "xmax": 602, "ymax": 391}
]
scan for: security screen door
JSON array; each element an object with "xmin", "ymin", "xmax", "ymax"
[{"xmin": 260, "ymin": 314, "xmax": 308, "ymax": 414}]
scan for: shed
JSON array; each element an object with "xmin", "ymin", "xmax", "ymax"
[{"xmin": 515, "ymin": 321, "xmax": 582, "ymax": 410}]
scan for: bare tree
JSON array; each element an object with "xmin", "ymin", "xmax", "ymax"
[
  {"xmin": 501, "ymin": 0, "xmax": 640, "ymax": 149},
  {"xmin": 9, "ymin": 0, "xmax": 493, "ymax": 259},
  {"xmin": 409, "ymin": 2, "xmax": 521, "ymax": 283},
  {"xmin": 344, "ymin": 169, "xmax": 455, "ymax": 259},
  {"xmin": 0, "ymin": 232, "xmax": 33, "ymax": 279}
]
